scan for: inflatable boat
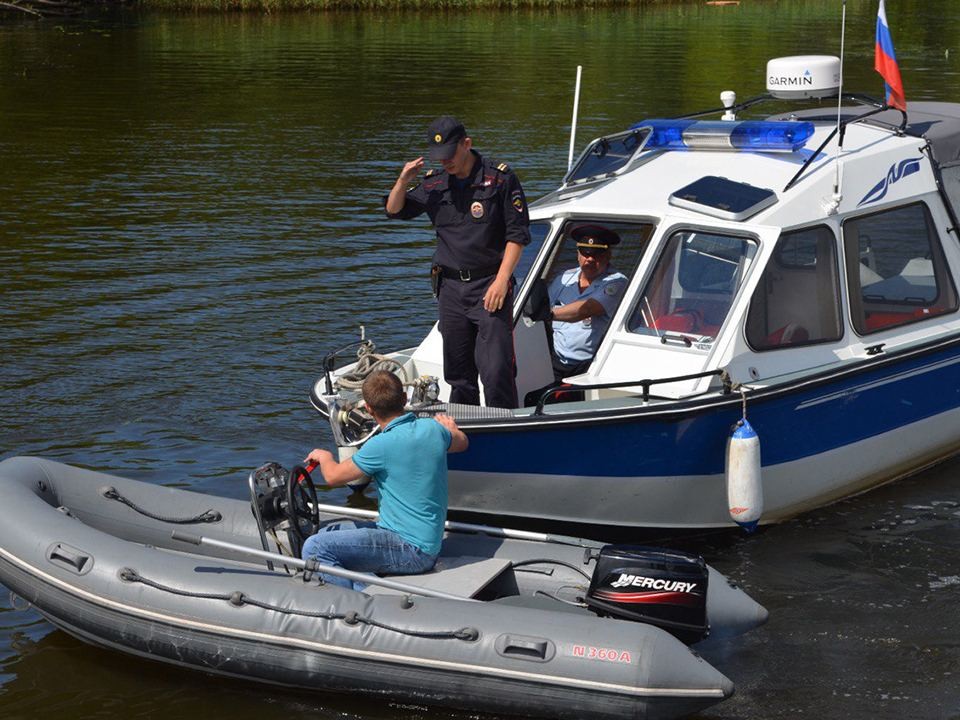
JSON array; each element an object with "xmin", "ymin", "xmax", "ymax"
[{"xmin": 0, "ymin": 456, "xmax": 766, "ymax": 720}]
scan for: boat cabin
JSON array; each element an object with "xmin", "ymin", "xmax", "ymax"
[{"xmin": 403, "ymin": 71, "xmax": 960, "ymax": 410}]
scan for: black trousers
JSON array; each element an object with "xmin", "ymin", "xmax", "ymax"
[{"xmin": 438, "ymin": 276, "xmax": 517, "ymax": 409}]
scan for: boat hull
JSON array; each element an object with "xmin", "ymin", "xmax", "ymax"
[
  {"xmin": 434, "ymin": 338, "xmax": 960, "ymax": 528},
  {"xmin": 0, "ymin": 456, "xmax": 744, "ymax": 720}
]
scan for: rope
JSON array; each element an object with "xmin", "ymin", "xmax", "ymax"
[
  {"xmin": 534, "ymin": 589, "xmax": 588, "ymax": 608},
  {"xmin": 103, "ymin": 487, "xmax": 222, "ymax": 525},
  {"xmin": 511, "ymin": 558, "xmax": 592, "ymax": 583},
  {"xmin": 119, "ymin": 568, "xmax": 479, "ymax": 642},
  {"xmin": 336, "ymin": 350, "xmax": 408, "ymax": 391}
]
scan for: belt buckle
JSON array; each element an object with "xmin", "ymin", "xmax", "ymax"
[{"xmin": 458, "ymin": 269, "xmax": 471, "ymax": 281}]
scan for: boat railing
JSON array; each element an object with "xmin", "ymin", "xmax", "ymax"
[
  {"xmin": 532, "ymin": 368, "xmax": 732, "ymax": 416},
  {"xmin": 782, "ymin": 102, "xmax": 908, "ymax": 193},
  {"xmin": 321, "ymin": 335, "xmax": 375, "ymax": 394}
]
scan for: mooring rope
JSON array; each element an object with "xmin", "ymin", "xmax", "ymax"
[
  {"xmin": 335, "ymin": 351, "xmax": 408, "ymax": 391},
  {"xmin": 118, "ymin": 568, "xmax": 479, "ymax": 642},
  {"xmin": 102, "ymin": 487, "xmax": 222, "ymax": 524}
]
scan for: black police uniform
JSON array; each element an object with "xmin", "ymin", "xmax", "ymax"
[{"xmin": 386, "ymin": 150, "xmax": 530, "ymax": 408}]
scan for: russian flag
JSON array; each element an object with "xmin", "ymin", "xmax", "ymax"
[{"xmin": 875, "ymin": 0, "xmax": 906, "ymax": 110}]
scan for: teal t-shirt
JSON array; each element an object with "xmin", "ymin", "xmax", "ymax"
[{"xmin": 351, "ymin": 412, "xmax": 451, "ymax": 555}]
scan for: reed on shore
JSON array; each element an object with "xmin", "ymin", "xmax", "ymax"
[{"xmin": 139, "ymin": 0, "xmax": 678, "ymax": 11}]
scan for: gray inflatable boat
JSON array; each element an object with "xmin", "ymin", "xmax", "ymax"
[{"xmin": 0, "ymin": 456, "xmax": 766, "ymax": 720}]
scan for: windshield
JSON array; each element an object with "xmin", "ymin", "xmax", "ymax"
[
  {"xmin": 565, "ymin": 127, "xmax": 651, "ymax": 185},
  {"xmin": 627, "ymin": 230, "xmax": 758, "ymax": 346}
]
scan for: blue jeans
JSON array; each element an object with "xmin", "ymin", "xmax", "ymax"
[{"xmin": 300, "ymin": 520, "xmax": 438, "ymax": 591}]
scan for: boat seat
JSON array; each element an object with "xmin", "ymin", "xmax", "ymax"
[
  {"xmin": 366, "ymin": 556, "xmax": 512, "ymax": 599},
  {"xmin": 657, "ymin": 309, "xmax": 701, "ymax": 333},
  {"xmin": 863, "ymin": 307, "xmax": 944, "ymax": 331},
  {"xmin": 766, "ymin": 322, "xmax": 809, "ymax": 346},
  {"xmin": 657, "ymin": 309, "xmax": 721, "ymax": 337}
]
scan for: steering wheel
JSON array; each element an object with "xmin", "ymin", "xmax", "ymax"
[{"xmin": 286, "ymin": 465, "xmax": 319, "ymax": 554}]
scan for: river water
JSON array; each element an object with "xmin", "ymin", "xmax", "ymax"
[{"xmin": 1, "ymin": 1, "xmax": 959, "ymax": 718}]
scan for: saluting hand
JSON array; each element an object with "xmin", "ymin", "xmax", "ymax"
[{"xmin": 398, "ymin": 157, "xmax": 425, "ymax": 186}]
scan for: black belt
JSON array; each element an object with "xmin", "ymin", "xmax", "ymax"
[{"xmin": 439, "ymin": 264, "xmax": 500, "ymax": 282}]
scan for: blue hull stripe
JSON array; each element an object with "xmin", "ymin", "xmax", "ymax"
[{"xmin": 449, "ymin": 343, "xmax": 960, "ymax": 477}]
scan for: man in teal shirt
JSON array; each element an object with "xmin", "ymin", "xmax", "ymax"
[{"xmin": 302, "ymin": 370, "xmax": 468, "ymax": 590}]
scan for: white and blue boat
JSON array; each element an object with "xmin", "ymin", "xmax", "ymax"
[{"xmin": 312, "ymin": 55, "xmax": 960, "ymax": 531}]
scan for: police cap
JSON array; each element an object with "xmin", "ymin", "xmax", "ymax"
[
  {"xmin": 571, "ymin": 224, "xmax": 621, "ymax": 250},
  {"xmin": 427, "ymin": 116, "xmax": 466, "ymax": 161}
]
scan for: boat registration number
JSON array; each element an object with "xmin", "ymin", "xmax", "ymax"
[{"xmin": 571, "ymin": 645, "xmax": 633, "ymax": 664}]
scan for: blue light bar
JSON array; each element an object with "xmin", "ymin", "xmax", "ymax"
[{"xmin": 629, "ymin": 119, "xmax": 815, "ymax": 153}]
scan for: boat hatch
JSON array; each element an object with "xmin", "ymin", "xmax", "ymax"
[{"xmin": 669, "ymin": 176, "xmax": 778, "ymax": 222}]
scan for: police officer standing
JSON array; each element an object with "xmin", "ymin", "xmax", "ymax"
[{"xmin": 385, "ymin": 117, "xmax": 530, "ymax": 409}]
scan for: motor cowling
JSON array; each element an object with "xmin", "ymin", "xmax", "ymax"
[{"xmin": 586, "ymin": 545, "xmax": 710, "ymax": 644}]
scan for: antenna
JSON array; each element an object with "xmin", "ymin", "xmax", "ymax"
[
  {"xmin": 823, "ymin": 0, "xmax": 847, "ymax": 215},
  {"xmin": 567, "ymin": 65, "xmax": 583, "ymax": 171}
]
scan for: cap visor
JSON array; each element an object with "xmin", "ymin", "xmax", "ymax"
[{"xmin": 428, "ymin": 143, "xmax": 458, "ymax": 161}]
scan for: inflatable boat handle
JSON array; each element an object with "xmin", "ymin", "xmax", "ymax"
[{"xmin": 170, "ymin": 530, "xmax": 478, "ymax": 603}]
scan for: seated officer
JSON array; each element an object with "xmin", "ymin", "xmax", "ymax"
[{"xmin": 547, "ymin": 224, "xmax": 628, "ymax": 381}]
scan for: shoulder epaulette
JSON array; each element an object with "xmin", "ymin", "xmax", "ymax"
[
  {"xmin": 425, "ymin": 169, "xmax": 438, "ymax": 177},
  {"xmin": 495, "ymin": 162, "xmax": 511, "ymax": 173}
]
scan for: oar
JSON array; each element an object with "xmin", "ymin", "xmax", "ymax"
[
  {"xmin": 171, "ymin": 530, "xmax": 478, "ymax": 603},
  {"xmin": 301, "ymin": 461, "xmax": 604, "ymax": 550},
  {"xmin": 310, "ymin": 500, "xmax": 604, "ymax": 549}
]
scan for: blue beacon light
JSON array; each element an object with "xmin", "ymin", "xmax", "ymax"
[{"xmin": 631, "ymin": 119, "xmax": 815, "ymax": 152}]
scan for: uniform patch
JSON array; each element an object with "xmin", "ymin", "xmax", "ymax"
[
  {"xmin": 512, "ymin": 191, "xmax": 524, "ymax": 213},
  {"xmin": 471, "ymin": 201, "xmax": 484, "ymax": 219},
  {"xmin": 605, "ymin": 282, "xmax": 625, "ymax": 296}
]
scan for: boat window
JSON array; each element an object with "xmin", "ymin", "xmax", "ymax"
[
  {"xmin": 542, "ymin": 220, "xmax": 653, "ymax": 289},
  {"xmin": 843, "ymin": 202, "xmax": 958, "ymax": 334},
  {"xmin": 537, "ymin": 220, "xmax": 654, "ymax": 343},
  {"xmin": 942, "ymin": 166, "xmax": 960, "ymax": 223},
  {"xmin": 628, "ymin": 230, "xmax": 758, "ymax": 346},
  {"xmin": 564, "ymin": 128, "xmax": 651, "ymax": 186},
  {"xmin": 515, "ymin": 221, "xmax": 551, "ymax": 288},
  {"xmin": 745, "ymin": 225, "xmax": 843, "ymax": 351}
]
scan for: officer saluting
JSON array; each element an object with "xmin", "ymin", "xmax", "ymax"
[{"xmin": 385, "ymin": 117, "xmax": 531, "ymax": 409}]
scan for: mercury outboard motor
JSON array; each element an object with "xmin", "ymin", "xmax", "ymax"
[{"xmin": 586, "ymin": 545, "xmax": 710, "ymax": 644}]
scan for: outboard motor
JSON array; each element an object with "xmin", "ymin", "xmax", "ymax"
[{"xmin": 586, "ymin": 545, "xmax": 710, "ymax": 644}]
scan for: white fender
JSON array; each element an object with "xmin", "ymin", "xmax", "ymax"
[
  {"xmin": 725, "ymin": 419, "xmax": 763, "ymax": 532},
  {"xmin": 337, "ymin": 446, "xmax": 372, "ymax": 491}
]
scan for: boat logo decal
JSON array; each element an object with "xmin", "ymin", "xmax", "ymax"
[
  {"xmin": 470, "ymin": 201, "xmax": 484, "ymax": 218},
  {"xmin": 591, "ymin": 573, "xmax": 701, "ymax": 606},
  {"xmin": 571, "ymin": 645, "xmax": 633, "ymax": 664},
  {"xmin": 609, "ymin": 573, "xmax": 698, "ymax": 594},
  {"xmin": 857, "ymin": 157, "xmax": 922, "ymax": 207}
]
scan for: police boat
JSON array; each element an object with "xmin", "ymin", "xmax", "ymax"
[
  {"xmin": 0, "ymin": 455, "xmax": 767, "ymax": 720},
  {"xmin": 312, "ymin": 53, "xmax": 960, "ymax": 532}
]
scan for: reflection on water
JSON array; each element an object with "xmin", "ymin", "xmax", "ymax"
[{"xmin": 1, "ymin": 2, "xmax": 959, "ymax": 718}]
